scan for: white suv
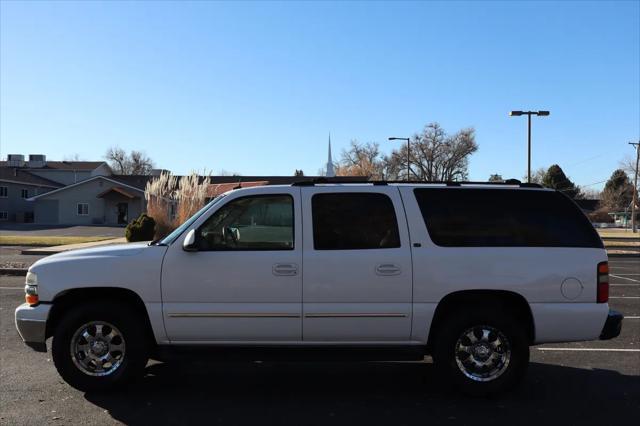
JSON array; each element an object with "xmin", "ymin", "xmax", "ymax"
[{"xmin": 15, "ymin": 181, "xmax": 623, "ymax": 395}]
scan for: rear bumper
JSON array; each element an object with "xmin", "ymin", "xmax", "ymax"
[
  {"xmin": 15, "ymin": 303, "xmax": 51, "ymax": 352},
  {"xmin": 600, "ymin": 309, "xmax": 623, "ymax": 340}
]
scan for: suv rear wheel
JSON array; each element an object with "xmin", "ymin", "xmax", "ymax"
[
  {"xmin": 433, "ymin": 308, "xmax": 529, "ymax": 396},
  {"xmin": 52, "ymin": 302, "xmax": 148, "ymax": 392}
]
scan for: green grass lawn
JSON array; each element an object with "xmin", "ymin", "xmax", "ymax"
[{"xmin": 0, "ymin": 235, "xmax": 115, "ymax": 247}]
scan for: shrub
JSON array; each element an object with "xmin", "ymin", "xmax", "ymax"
[
  {"xmin": 588, "ymin": 208, "xmax": 614, "ymax": 223},
  {"xmin": 125, "ymin": 214, "xmax": 156, "ymax": 242}
]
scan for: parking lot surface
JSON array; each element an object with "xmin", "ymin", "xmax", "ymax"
[{"xmin": 1, "ymin": 260, "xmax": 638, "ymax": 425}]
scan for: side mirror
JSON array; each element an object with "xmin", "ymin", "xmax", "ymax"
[{"xmin": 182, "ymin": 229, "xmax": 198, "ymax": 252}]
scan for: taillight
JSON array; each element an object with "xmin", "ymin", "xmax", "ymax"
[{"xmin": 597, "ymin": 262, "xmax": 609, "ymax": 303}]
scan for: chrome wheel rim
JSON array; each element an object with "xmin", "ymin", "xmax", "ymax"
[
  {"xmin": 454, "ymin": 325, "xmax": 511, "ymax": 382},
  {"xmin": 70, "ymin": 321, "xmax": 126, "ymax": 376}
]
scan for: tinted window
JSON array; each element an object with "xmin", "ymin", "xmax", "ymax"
[
  {"xmin": 414, "ymin": 188, "xmax": 603, "ymax": 248},
  {"xmin": 312, "ymin": 193, "xmax": 400, "ymax": 250},
  {"xmin": 197, "ymin": 195, "xmax": 294, "ymax": 251}
]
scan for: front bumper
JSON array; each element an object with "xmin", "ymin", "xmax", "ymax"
[
  {"xmin": 15, "ymin": 303, "xmax": 51, "ymax": 352},
  {"xmin": 599, "ymin": 309, "xmax": 623, "ymax": 340}
]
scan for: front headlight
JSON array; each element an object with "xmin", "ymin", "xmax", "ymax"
[
  {"xmin": 25, "ymin": 272, "xmax": 38, "ymax": 305},
  {"xmin": 25, "ymin": 271, "xmax": 37, "ymax": 286}
]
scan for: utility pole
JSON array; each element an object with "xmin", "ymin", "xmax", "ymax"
[{"xmin": 630, "ymin": 141, "xmax": 640, "ymax": 233}]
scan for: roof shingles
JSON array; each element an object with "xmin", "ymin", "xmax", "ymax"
[
  {"xmin": 0, "ymin": 168, "xmax": 64, "ymax": 187},
  {"xmin": 0, "ymin": 161, "xmax": 107, "ymax": 171}
]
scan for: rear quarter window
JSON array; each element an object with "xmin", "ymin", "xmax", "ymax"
[{"xmin": 413, "ymin": 188, "xmax": 603, "ymax": 248}]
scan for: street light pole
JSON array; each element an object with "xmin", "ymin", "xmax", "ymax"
[
  {"xmin": 527, "ymin": 114, "xmax": 532, "ymax": 184},
  {"xmin": 630, "ymin": 141, "xmax": 640, "ymax": 233},
  {"xmin": 388, "ymin": 137, "xmax": 411, "ymax": 181},
  {"xmin": 509, "ymin": 110, "xmax": 550, "ymax": 183}
]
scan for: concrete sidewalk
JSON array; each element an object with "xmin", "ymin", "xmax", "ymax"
[{"xmin": 20, "ymin": 237, "xmax": 127, "ymax": 255}]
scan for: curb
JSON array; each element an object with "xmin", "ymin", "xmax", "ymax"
[
  {"xmin": 19, "ymin": 237, "xmax": 127, "ymax": 255},
  {"xmin": 20, "ymin": 248, "xmax": 54, "ymax": 255},
  {"xmin": 607, "ymin": 253, "xmax": 640, "ymax": 258},
  {"xmin": 605, "ymin": 246, "xmax": 640, "ymax": 251},
  {"xmin": 0, "ymin": 268, "xmax": 28, "ymax": 276}
]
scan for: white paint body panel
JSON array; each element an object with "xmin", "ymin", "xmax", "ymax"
[
  {"xmin": 161, "ymin": 187, "xmax": 303, "ymax": 342},
  {"xmin": 29, "ymin": 242, "xmax": 168, "ymax": 343},
  {"xmin": 26, "ymin": 184, "xmax": 611, "ymax": 348},
  {"xmin": 301, "ymin": 186, "xmax": 413, "ymax": 341}
]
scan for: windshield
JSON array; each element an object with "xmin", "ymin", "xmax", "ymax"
[{"xmin": 158, "ymin": 195, "xmax": 226, "ymax": 245}]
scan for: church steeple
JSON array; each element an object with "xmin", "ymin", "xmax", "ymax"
[{"xmin": 325, "ymin": 133, "xmax": 335, "ymax": 177}]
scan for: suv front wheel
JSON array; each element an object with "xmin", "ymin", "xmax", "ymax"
[
  {"xmin": 433, "ymin": 308, "xmax": 529, "ymax": 396},
  {"xmin": 52, "ymin": 302, "xmax": 148, "ymax": 392}
]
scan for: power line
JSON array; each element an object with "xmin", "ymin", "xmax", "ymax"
[
  {"xmin": 580, "ymin": 179, "xmax": 608, "ymax": 187},
  {"xmin": 566, "ymin": 152, "xmax": 611, "ymax": 168}
]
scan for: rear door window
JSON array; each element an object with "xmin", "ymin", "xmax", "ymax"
[
  {"xmin": 312, "ymin": 193, "xmax": 400, "ymax": 250},
  {"xmin": 413, "ymin": 188, "xmax": 603, "ymax": 248}
]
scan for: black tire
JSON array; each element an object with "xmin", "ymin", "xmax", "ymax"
[
  {"xmin": 432, "ymin": 307, "xmax": 529, "ymax": 396},
  {"xmin": 52, "ymin": 301, "xmax": 149, "ymax": 392}
]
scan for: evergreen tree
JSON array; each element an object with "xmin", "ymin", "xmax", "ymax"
[
  {"xmin": 542, "ymin": 164, "xmax": 582, "ymax": 199},
  {"xmin": 600, "ymin": 169, "xmax": 635, "ymax": 212}
]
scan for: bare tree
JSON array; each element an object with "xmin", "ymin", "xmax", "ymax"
[
  {"xmin": 218, "ymin": 169, "xmax": 241, "ymax": 176},
  {"xmin": 129, "ymin": 150, "xmax": 154, "ymax": 175},
  {"xmin": 332, "ymin": 123, "xmax": 478, "ymax": 181},
  {"xmin": 63, "ymin": 153, "xmax": 83, "ymax": 161},
  {"xmin": 386, "ymin": 123, "xmax": 477, "ymax": 181},
  {"xmin": 581, "ymin": 188, "xmax": 601, "ymax": 199},
  {"xmin": 620, "ymin": 154, "xmax": 639, "ymax": 192},
  {"xmin": 525, "ymin": 167, "xmax": 547, "ymax": 184},
  {"xmin": 335, "ymin": 141, "xmax": 388, "ymax": 179},
  {"xmin": 105, "ymin": 146, "xmax": 155, "ymax": 175}
]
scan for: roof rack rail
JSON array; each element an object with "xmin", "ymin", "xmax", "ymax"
[
  {"xmin": 291, "ymin": 178, "xmax": 544, "ymax": 188},
  {"xmin": 291, "ymin": 178, "xmax": 386, "ymax": 186}
]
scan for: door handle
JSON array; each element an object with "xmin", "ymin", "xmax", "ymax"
[
  {"xmin": 375, "ymin": 263, "xmax": 401, "ymax": 276},
  {"xmin": 273, "ymin": 263, "xmax": 298, "ymax": 276}
]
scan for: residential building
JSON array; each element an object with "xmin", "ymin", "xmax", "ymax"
[
  {"xmin": 0, "ymin": 167, "xmax": 62, "ymax": 222},
  {"xmin": 0, "ymin": 154, "xmax": 112, "ymax": 224},
  {"xmin": 29, "ymin": 175, "xmax": 149, "ymax": 225}
]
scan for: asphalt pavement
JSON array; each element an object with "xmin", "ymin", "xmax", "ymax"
[{"xmin": 0, "ymin": 260, "xmax": 638, "ymax": 425}]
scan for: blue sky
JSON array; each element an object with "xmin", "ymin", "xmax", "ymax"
[{"xmin": 1, "ymin": 1, "xmax": 638, "ymax": 188}]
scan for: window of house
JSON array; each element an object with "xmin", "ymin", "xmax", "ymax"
[
  {"xmin": 0, "ymin": 211, "xmax": 8, "ymax": 220},
  {"xmin": 0, "ymin": 187, "xmax": 7, "ymax": 198},
  {"xmin": 196, "ymin": 194, "xmax": 294, "ymax": 251},
  {"xmin": 21, "ymin": 189, "xmax": 29, "ymax": 199},
  {"xmin": 413, "ymin": 188, "xmax": 603, "ymax": 248},
  {"xmin": 77, "ymin": 203, "xmax": 89, "ymax": 216},
  {"xmin": 312, "ymin": 192, "xmax": 400, "ymax": 250}
]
